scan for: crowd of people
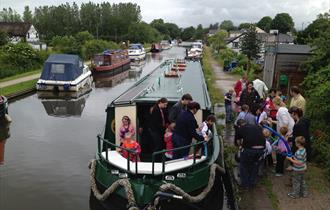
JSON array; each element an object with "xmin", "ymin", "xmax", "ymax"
[
  {"xmin": 230, "ymin": 75, "xmax": 309, "ymax": 199},
  {"xmin": 117, "ymin": 93, "xmax": 214, "ymax": 162}
]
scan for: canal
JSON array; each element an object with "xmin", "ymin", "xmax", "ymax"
[{"xmin": 0, "ymin": 47, "xmax": 186, "ymax": 210}]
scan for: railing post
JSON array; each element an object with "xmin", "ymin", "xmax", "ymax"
[
  {"xmin": 127, "ymin": 151, "xmax": 130, "ymax": 171},
  {"xmin": 193, "ymin": 144, "xmax": 196, "ymax": 165},
  {"xmin": 135, "ymin": 152, "xmax": 138, "ymax": 174},
  {"xmin": 162, "ymin": 152, "xmax": 165, "ymax": 175},
  {"xmin": 97, "ymin": 135, "xmax": 101, "ymax": 154},
  {"xmin": 152, "ymin": 154, "xmax": 155, "ymax": 176}
]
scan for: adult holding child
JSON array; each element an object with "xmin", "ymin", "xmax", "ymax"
[{"xmin": 168, "ymin": 93, "xmax": 193, "ymax": 124}]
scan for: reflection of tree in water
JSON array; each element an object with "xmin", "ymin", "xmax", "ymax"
[{"xmin": 0, "ymin": 120, "xmax": 11, "ymax": 165}]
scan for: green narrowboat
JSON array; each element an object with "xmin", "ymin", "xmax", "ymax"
[{"xmin": 90, "ymin": 59, "xmax": 225, "ymax": 210}]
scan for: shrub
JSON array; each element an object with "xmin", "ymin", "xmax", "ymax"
[{"xmin": 81, "ymin": 39, "xmax": 120, "ymax": 60}]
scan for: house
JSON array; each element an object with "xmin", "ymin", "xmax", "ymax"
[
  {"xmin": 263, "ymin": 44, "xmax": 312, "ymax": 95},
  {"xmin": 0, "ymin": 22, "xmax": 46, "ymax": 50},
  {"xmin": 207, "ymin": 28, "xmax": 219, "ymax": 37}
]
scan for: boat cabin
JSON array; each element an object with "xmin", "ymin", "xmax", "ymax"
[{"xmin": 91, "ymin": 49, "xmax": 130, "ymax": 73}]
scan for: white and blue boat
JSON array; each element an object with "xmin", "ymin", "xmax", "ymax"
[
  {"xmin": 36, "ymin": 54, "xmax": 92, "ymax": 92},
  {"xmin": 128, "ymin": 44, "xmax": 146, "ymax": 61}
]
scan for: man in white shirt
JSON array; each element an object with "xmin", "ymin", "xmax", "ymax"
[{"xmin": 253, "ymin": 76, "xmax": 269, "ymax": 100}]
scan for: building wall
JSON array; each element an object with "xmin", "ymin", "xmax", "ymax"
[{"xmin": 26, "ymin": 25, "xmax": 39, "ymax": 42}]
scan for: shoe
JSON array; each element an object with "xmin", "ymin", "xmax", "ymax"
[
  {"xmin": 275, "ymin": 173, "xmax": 283, "ymax": 177},
  {"xmin": 286, "ymin": 166, "xmax": 293, "ymax": 171},
  {"xmin": 287, "ymin": 192, "xmax": 299, "ymax": 199},
  {"xmin": 302, "ymin": 194, "xmax": 308, "ymax": 198}
]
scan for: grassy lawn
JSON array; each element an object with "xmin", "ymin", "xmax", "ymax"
[
  {"xmin": 0, "ymin": 69, "xmax": 41, "ymax": 83},
  {"xmin": 203, "ymin": 47, "xmax": 224, "ymax": 104},
  {"xmin": 0, "ymin": 79, "xmax": 37, "ymax": 96}
]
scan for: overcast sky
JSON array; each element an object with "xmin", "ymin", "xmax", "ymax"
[{"xmin": 1, "ymin": 0, "xmax": 329, "ymax": 29}]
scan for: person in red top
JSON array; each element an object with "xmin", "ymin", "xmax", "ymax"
[
  {"xmin": 121, "ymin": 132, "xmax": 141, "ymax": 162},
  {"xmin": 164, "ymin": 124, "xmax": 174, "ymax": 160},
  {"xmin": 234, "ymin": 75, "xmax": 247, "ymax": 97},
  {"xmin": 265, "ymin": 88, "xmax": 277, "ymax": 120}
]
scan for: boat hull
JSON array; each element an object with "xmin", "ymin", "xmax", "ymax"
[
  {"xmin": 36, "ymin": 73, "xmax": 93, "ymax": 92},
  {"xmin": 129, "ymin": 52, "xmax": 146, "ymax": 61},
  {"xmin": 92, "ymin": 62, "xmax": 131, "ymax": 76},
  {"xmin": 93, "ymin": 158, "xmax": 223, "ymax": 209}
]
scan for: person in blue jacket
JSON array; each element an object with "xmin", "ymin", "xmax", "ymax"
[{"xmin": 172, "ymin": 102, "xmax": 206, "ymax": 159}]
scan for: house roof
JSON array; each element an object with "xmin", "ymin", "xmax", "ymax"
[
  {"xmin": 277, "ymin": 44, "xmax": 312, "ymax": 54},
  {"xmin": 226, "ymin": 32, "xmax": 246, "ymax": 44},
  {"xmin": 0, "ymin": 22, "xmax": 32, "ymax": 36}
]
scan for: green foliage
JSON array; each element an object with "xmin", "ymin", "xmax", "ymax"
[
  {"xmin": 257, "ymin": 16, "xmax": 272, "ymax": 32},
  {"xmin": 23, "ymin": 6, "xmax": 33, "ymax": 23},
  {"xmin": 238, "ymin": 23, "xmax": 253, "ymax": 30},
  {"xmin": 50, "ymin": 35, "xmax": 80, "ymax": 55},
  {"xmin": 270, "ymin": 13, "xmax": 294, "ymax": 33},
  {"xmin": 0, "ymin": 43, "xmax": 44, "ymax": 79},
  {"xmin": 194, "ymin": 24, "xmax": 204, "ymax": 40},
  {"xmin": 208, "ymin": 30, "xmax": 228, "ymax": 52},
  {"xmin": 0, "ymin": 31, "xmax": 8, "ymax": 46},
  {"xmin": 240, "ymin": 25, "xmax": 261, "ymax": 60},
  {"xmin": 75, "ymin": 31, "xmax": 94, "ymax": 45},
  {"xmin": 82, "ymin": 39, "xmax": 119, "ymax": 60},
  {"xmin": 181, "ymin": 26, "xmax": 196, "ymax": 41},
  {"xmin": 220, "ymin": 20, "xmax": 236, "ymax": 31},
  {"xmin": 1, "ymin": 79, "xmax": 38, "ymax": 97},
  {"xmin": 0, "ymin": 7, "xmax": 22, "ymax": 22},
  {"xmin": 128, "ymin": 22, "xmax": 161, "ymax": 43}
]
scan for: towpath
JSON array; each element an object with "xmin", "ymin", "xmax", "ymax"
[{"xmin": 0, "ymin": 73, "xmax": 41, "ymax": 88}]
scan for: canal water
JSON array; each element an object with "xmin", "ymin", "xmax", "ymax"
[{"xmin": 0, "ymin": 47, "xmax": 186, "ymax": 210}]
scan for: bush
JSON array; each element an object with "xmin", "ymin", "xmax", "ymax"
[
  {"xmin": 50, "ymin": 35, "xmax": 80, "ymax": 55},
  {"xmin": 82, "ymin": 39, "xmax": 120, "ymax": 60}
]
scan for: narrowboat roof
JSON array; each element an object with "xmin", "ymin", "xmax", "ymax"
[{"xmin": 111, "ymin": 60, "xmax": 211, "ymax": 110}]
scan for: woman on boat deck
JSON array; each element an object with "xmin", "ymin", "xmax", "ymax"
[
  {"xmin": 121, "ymin": 132, "xmax": 141, "ymax": 162},
  {"xmin": 119, "ymin": 116, "xmax": 135, "ymax": 142},
  {"xmin": 172, "ymin": 102, "xmax": 206, "ymax": 159},
  {"xmin": 149, "ymin": 98, "xmax": 169, "ymax": 155}
]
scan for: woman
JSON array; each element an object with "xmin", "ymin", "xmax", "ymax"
[
  {"xmin": 272, "ymin": 97, "xmax": 295, "ymax": 135},
  {"xmin": 289, "ymin": 106, "xmax": 311, "ymax": 161},
  {"xmin": 149, "ymin": 98, "xmax": 169, "ymax": 153},
  {"xmin": 119, "ymin": 116, "xmax": 135, "ymax": 142},
  {"xmin": 172, "ymin": 102, "xmax": 206, "ymax": 159}
]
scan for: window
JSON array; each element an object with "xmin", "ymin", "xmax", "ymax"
[
  {"xmin": 27, "ymin": 33, "xmax": 30, "ymax": 39},
  {"xmin": 233, "ymin": 42, "xmax": 239, "ymax": 49},
  {"xmin": 51, "ymin": 64, "xmax": 65, "ymax": 74}
]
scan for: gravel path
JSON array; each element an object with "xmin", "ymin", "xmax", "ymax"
[{"xmin": 0, "ymin": 73, "xmax": 40, "ymax": 88}]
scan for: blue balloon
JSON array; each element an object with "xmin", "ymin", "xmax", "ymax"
[{"xmin": 262, "ymin": 125, "xmax": 292, "ymax": 157}]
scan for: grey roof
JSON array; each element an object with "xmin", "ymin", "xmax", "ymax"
[
  {"xmin": 0, "ymin": 22, "xmax": 31, "ymax": 36},
  {"xmin": 277, "ymin": 44, "xmax": 312, "ymax": 54}
]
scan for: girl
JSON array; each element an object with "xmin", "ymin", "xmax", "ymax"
[{"xmin": 119, "ymin": 116, "xmax": 135, "ymax": 142}]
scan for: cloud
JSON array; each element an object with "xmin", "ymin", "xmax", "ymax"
[{"xmin": 1, "ymin": 0, "xmax": 328, "ymax": 28}]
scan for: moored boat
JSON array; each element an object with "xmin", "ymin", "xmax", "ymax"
[
  {"xmin": 0, "ymin": 96, "xmax": 8, "ymax": 121},
  {"xmin": 150, "ymin": 43, "xmax": 162, "ymax": 53},
  {"xmin": 128, "ymin": 44, "xmax": 146, "ymax": 61},
  {"xmin": 91, "ymin": 49, "xmax": 130, "ymax": 75},
  {"xmin": 36, "ymin": 54, "xmax": 93, "ymax": 92},
  {"xmin": 160, "ymin": 40, "xmax": 171, "ymax": 50},
  {"xmin": 89, "ymin": 59, "xmax": 225, "ymax": 210}
]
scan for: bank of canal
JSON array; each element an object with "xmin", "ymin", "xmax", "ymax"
[{"xmin": 0, "ymin": 47, "xmax": 184, "ymax": 210}]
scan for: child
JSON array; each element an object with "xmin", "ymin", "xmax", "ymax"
[
  {"xmin": 286, "ymin": 136, "xmax": 307, "ymax": 198},
  {"xmin": 224, "ymin": 89, "xmax": 234, "ymax": 123},
  {"xmin": 121, "ymin": 132, "xmax": 141, "ymax": 162},
  {"xmin": 274, "ymin": 126, "xmax": 289, "ymax": 176},
  {"xmin": 164, "ymin": 124, "xmax": 174, "ymax": 160},
  {"xmin": 262, "ymin": 128, "xmax": 273, "ymax": 167},
  {"xmin": 119, "ymin": 116, "xmax": 135, "ymax": 142},
  {"xmin": 199, "ymin": 115, "xmax": 216, "ymax": 140}
]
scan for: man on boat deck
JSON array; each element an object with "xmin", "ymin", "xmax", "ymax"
[{"xmin": 168, "ymin": 93, "xmax": 193, "ymax": 124}]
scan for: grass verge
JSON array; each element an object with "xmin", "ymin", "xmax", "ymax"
[
  {"xmin": 0, "ymin": 79, "xmax": 37, "ymax": 96},
  {"xmin": 260, "ymin": 176, "xmax": 280, "ymax": 210},
  {"xmin": 0, "ymin": 69, "xmax": 41, "ymax": 83},
  {"xmin": 203, "ymin": 47, "xmax": 224, "ymax": 104}
]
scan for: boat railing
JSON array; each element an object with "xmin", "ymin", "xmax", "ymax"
[
  {"xmin": 97, "ymin": 134, "xmax": 209, "ymax": 176},
  {"xmin": 151, "ymin": 140, "xmax": 208, "ymax": 176}
]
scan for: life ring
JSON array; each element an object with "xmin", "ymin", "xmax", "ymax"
[{"xmin": 111, "ymin": 119, "xmax": 116, "ymax": 134}]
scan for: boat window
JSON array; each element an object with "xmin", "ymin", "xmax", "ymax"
[{"xmin": 51, "ymin": 64, "xmax": 65, "ymax": 74}]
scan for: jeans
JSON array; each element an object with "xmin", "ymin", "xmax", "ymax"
[
  {"xmin": 292, "ymin": 171, "xmax": 307, "ymax": 197},
  {"xmin": 239, "ymin": 148, "xmax": 264, "ymax": 187},
  {"xmin": 225, "ymin": 104, "xmax": 232, "ymax": 122}
]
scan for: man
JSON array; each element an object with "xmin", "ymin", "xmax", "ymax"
[
  {"xmin": 239, "ymin": 82, "xmax": 261, "ymax": 114},
  {"xmin": 253, "ymin": 76, "xmax": 269, "ymax": 100},
  {"xmin": 289, "ymin": 86, "xmax": 306, "ymax": 114},
  {"xmin": 235, "ymin": 119, "xmax": 266, "ymax": 188},
  {"xmin": 168, "ymin": 93, "xmax": 193, "ymax": 123}
]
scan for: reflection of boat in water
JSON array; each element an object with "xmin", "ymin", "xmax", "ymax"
[
  {"xmin": 151, "ymin": 52, "xmax": 163, "ymax": 61},
  {"xmin": 37, "ymin": 88, "xmax": 91, "ymax": 117},
  {"xmin": 93, "ymin": 71, "xmax": 129, "ymax": 88},
  {"xmin": 0, "ymin": 120, "xmax": 11, "ymax": 165},
  {"xmin": 89, "ymin": 59, "xmax": 224, "ymax": 210}
]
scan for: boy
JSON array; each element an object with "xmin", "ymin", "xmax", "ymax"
[
  {"xmin": 224, "ymin": 89, "xmax": 234, "ymax": 123},
  {"xmin": 286, "ymin": 136, "xmax": 307, "ymax": 198},
  {"xmin": 121, "ymin": 132, "xmax": 141, "ymax": 162}
]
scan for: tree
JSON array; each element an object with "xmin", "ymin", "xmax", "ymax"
[
  {"xmin": 270, "ymin": 13, "xmax": 294, "ymax": 33},
  {"xmin": 220, "ymin": 20, "xmax": 236, "ymax": 31},
  {"xmin": 194, "ymin": 24, "xmax": 204, "ymax": 40},
  {"xmin": 82, "ymin": 39, "xmax": 119, "ymax": 60},
  {"xmin": 238, "ymin": 23, "xmax": 253, "ymax": 30},
  {"xmin": 208, "ymin": 30, "xmax": 228, "ymax": 52},
  {"xmin": 75, "ymin": 31, "xmax": 94, "ymax": 45},
  {"xmin": 50, "ymin": 35, "xmax": 80, "ymax": 55},
  {"xmin": 128, "ymin": 22, "xmax": 160, "ymax": 43},
  {"xmin": 257, "ymin": 16, "xmax": 272, "ymax": 32},
  {"xmin": 181, "ymin": 26, "xmax": 196, "ymax": 41},
  {"xmin": 240, "ymin": 25, "xmax": 261, "ymax": 71},
  {"xmin": 23, "ymin": 6, "xmax": 33, "ymax": 23},
  {"xmin": 164, "ymin": 23, "xmax": 181, "ymax": 39},
  {"xmin": 0, "ymin": 31, "xmax": 8, "ymax": 46},
  {"xmin": 0, "ymin": 7, "xmax": 22, "ymax": 22}
]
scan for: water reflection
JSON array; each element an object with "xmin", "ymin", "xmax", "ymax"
[
  {"xmin": 37, "ymin": 88, "xmax": 91, "ymax": 117},
  {"xmin": 93, "ymin": 71, "xmax": 130, "ymax": 88},
  {"xmin": 0, "ymin": 120, "xmax": 11, "ymax": 165},
  {"xmin": 151, "ymin": 52, "xmax": 163, "ymax": 61}
]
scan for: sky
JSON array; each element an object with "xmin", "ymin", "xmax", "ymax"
[{"xmin": 1, "ymin": 0, "xmax": 329, "ymax": 29}]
